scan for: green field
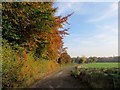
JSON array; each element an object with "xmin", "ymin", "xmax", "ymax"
[{"xmin": 81, "ymin": 62, "xmax": 119, "ymax": 68}]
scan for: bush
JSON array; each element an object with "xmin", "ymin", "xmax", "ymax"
[
  {"xmin": 58, "ymin": 52, "xmax": 71, "ymax": 64},
  {"xmin": 71, "ymin": 67, "xmax": 120, "ymax": 88},
  {"xmin": 2, "ymin": 40, "xmax": 60, "ymax": 88},
  {"xmin": 80, "ymin": 56, "xmax": 87, "ymax": 63},
  {"xmin": 2, "ymin": 40, "xmax": 24, "ymax": 87},
  {"xmin": 71, "ymin": 70, "xmax": 80, "ymax": 78}
]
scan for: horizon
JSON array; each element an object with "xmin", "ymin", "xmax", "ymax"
[{"xmin": 71, "ymin": 55, "xmax": 120, "ymax": 58}]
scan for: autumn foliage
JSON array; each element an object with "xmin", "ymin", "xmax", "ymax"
[
  {"xmin": 2, "ymin": 2, "xmax": 72, "ymax": 88},
  {"xmin": 2, "ymin": 2, "xmax": 71, "ymax": 60}
]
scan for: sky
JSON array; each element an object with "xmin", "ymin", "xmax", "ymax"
[{"xmin": 53, "ymin": 2, "xmax": 118, "ymax": 57}]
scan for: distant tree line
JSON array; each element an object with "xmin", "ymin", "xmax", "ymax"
[
  {"xmin": 72, "ymin": 56, "xmax": 120, "ymax": 63},
  {"xmin": 96, "ymin": 56, "xmax": 119, "ymax": 62}
]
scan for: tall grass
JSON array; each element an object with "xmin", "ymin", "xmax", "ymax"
[{"xmin": 2, "ymin": 40, "xmax": 60, "ymax": 88}]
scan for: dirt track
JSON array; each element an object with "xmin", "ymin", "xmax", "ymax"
[{"xmin": 31, "ymin": 65, "xmax": 90, "ymax": 88}]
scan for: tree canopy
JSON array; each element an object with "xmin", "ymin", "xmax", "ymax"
[{"xmin": 2, "ymin": 2, "xmax": 72, "ymax": 61}]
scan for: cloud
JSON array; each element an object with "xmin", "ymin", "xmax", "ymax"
[
  {"xmin": 93, "ymin": 25, "xmax": 117, "ymax": 43},
  {"xmin": 55, "ymin": 2, "xmax": 118, "ymax": 57},
  {"xmin": 55, "ymin": 0, "xmax": 119, "ymax": 2},
  {"xmin": 65, "ymin": 23, "xmax": 118, "ymax": 57},
  {"xmin": 54, "ymin": 2, "xmax": 84, "ymax": 16},
  {"xmin": 87, "ymin": 2, "xmax": 118, "ymax": 23},
  {"xmin": 54, "ymin": 2, "xmax": 74, "ymax": 16}
]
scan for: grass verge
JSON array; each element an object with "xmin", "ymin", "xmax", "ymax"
[{"xmin": 71, "ymin": 63, "xmax": 120, "ymax": 88}]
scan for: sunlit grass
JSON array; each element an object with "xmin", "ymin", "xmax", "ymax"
[{"xmin": 82, "ymin": 62, "xmax": 119, "ymax": 68}]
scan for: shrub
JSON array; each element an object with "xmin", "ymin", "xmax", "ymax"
[
  {"xmin": 80, "ymin": 56, "xmax": 87, "ymax": 63},
  {"xmin": 2, "ymin": 40, "xmax": 24, "ymax": 87},
  {"xmin": 2, "ymin": 40, "xmax": 60, "ymax": 88},
  {"xmin": 71, "ymin": 67, "xmax": 120, "ymax": 88},
  {"xmin": 58, "ymin": 52, "xmax": 71, "ymax": 64}
]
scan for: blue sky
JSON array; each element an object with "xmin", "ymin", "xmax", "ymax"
[{"xmin": 53, "ymin": 2, "xmax": 118, "ymax": 57}]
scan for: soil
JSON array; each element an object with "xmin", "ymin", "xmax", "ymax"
[{"xmin": 31, "ymin": 65, "xmax": 90, "ymax": 88}]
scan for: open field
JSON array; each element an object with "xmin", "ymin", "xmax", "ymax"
[{"xmin": 81, "ymin": 62, "xmax": 119, "ymax": 68}]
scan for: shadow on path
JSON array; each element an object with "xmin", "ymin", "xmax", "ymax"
[{"xmin": 31, "ymin": 65, "xmax": 90, "ymax": 88}]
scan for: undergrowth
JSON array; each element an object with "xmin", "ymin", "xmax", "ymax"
[
  {"xmin": 71, "ymin": 67, "xmax": 120, "ymax": 88},
  {"xmin": 2, "ymin": 40, "xmax": 60, "ymax": 88}
]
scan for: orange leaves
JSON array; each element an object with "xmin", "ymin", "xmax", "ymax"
[
  {"xmin": 3, "ymin": 2, "xmax": 72, "ymax": 61},
  {"xmin": 23, "ymin": 50, "xmax": 28, "ymax": 61},
  {"xmin": 2, "ymin": 2, "xmax": 73, "ymax": 88}
]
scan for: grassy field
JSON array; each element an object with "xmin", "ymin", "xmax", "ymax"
[{"xmin": 81, "ymin": 62, "xmax": 119, "ymax": 68}]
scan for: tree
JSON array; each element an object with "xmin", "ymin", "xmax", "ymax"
[
  {"xmin": 89, "ymin": 57, "xmax": 97, "ymax": 63},
  {"xmin": 58, "ymin": 52, "xmax": 71, "ymax": 64},
  {"xmin": 80, "ymin": 56, "xmax": 87, "ymax": 63},
  {"xmin": 2, "ymin": 2, "xmax": 72, "ymax": 61}
]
